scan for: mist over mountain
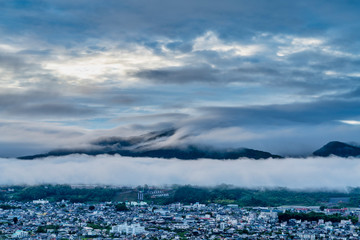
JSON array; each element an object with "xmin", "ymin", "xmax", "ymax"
[
  {"xmin": 17, "ymin": 128, "xmax": 360, "ymax": 160},
  {"xmin": 19, "ymin": 128, "xmax": 282, "ymax": 160}
]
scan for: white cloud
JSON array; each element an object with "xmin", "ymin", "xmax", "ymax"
[
  {"xmin": 0, "ymin": 43, "xmax": 23, "ymax": 53},
  {"xmin": 276, "ymin": 36, "xmax": 324, "ymax": 57},
  {"xmin": 0, "ymin": 155, "xmax": 359, "ymax": 189},
  {"xmin": 193, "ymin": 31, "xmax": 263, "ymax": 57},
  {"xmin": 274, "ymin": 34, "xmax": 356, "ymax": 59},
  {"xmin": 347, "ymin": 72, "xmax": 360, "ymax": 78},
  {"xmin": 340, "ymin": 120, "xmax": 360, "ymax": 125},
  {"xmin": 44, "ymin": 44, "xmax": 184, "ymax": 86}
]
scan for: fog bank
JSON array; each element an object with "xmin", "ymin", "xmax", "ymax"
[{"xmin": 0, "ymin": 155, "xmax": 359, "ymax": 189}]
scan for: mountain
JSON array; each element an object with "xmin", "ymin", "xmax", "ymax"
[
  {"xmin": 19, "ymin": 129, "xmax": 282, "ymax": 160},
  {"xmin": 313, "ymin": 141, "xmax": 360, "ymax": 157}
]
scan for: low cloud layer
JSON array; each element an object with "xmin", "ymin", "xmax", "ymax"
[
  {"xmin": 1, "ymin": 155, "xmax": 359, "ymax": 189},
  {"xmin": 1, "ymin": 1, "xmax": 360, "ymax": 158}
]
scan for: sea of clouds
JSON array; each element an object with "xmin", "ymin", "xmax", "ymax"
[{"xmin": 0, "ymin": 155, "xmax": 359, "ymax": 189}]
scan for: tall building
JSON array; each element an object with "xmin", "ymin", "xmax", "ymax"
[{"xmin": 138, "ymin": 191, "xmax": 144, "ymax": 201}]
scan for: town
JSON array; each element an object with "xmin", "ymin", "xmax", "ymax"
[{"xmin": 1, "ymin": 199, "xmax": 360, "ymax": 239}]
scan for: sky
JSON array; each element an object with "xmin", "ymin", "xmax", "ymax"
[{"xmin": 1, "ymin": 0, "xmax": 360, "ymax": 158}]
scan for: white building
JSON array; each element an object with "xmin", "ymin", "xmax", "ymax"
[
  {"xmin": 220, "ymin": 222, "xmax": 226, "ymax": 230},
  {"xmin": 110, "ymin": 223, "xmax": 146, "ymax": 235},
  {"xmin": 173, "ymin": 223, "xmax": 190, "ymax": 230},
  {"xmin": 33, "ymin": 199, "xmax": 49, "ymax": 204},
  {"xmin": 126, "ymin": 201, "xmax": 148, "ymax": 206},
  {"xmin": 11, "ymin": 230, "xmax": 28, "ymax": 238}
]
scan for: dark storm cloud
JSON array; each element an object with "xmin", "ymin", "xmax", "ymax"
[
  {"xmin": 236, "ymin": 55, "xmax": 360, "ymax": 95},
  {"xmin": 13, "ymin": 103, "xmax": 98, "ymax": 117},
  {"xmin": 236, "ymin": 67, "xmax": 280, "ymax": 76},
  {"xmin": 106, "ymin": 95, "xmax": 139, "ymax": 105},
  {"xmin": 133, "ymin": 59, "xmax": 360, "ymax": 97},
  {"xmin": 126, "ymin": 31, "xmax": 360, "ymax": 94},
  {"xmin": 0, "ymin": 90, "xmax": 98, "ymax": 118},
  {"xmin": 115, "ymin": 113, "xmax": 189, "ymax": 122},
  {"xmin": 0, "ymin": 53, "xmax": 31, "ymax": 71},
  {"xmin": 199, "ymin": 100, "xmax": 360, "ymax": 127},
  {"xmin": 341, "ymin": 87, "xmax": 360, "ymax": 99},
  {"xmin": 0, "ymin": 86, "xmax": 148, "ymax": 120},
  {"xmin": 0, "ymin": 90, "xmax": 60, "ymax": 106},
  {"xmin": 1, "ymin": 0, "xmax": 359, "ymax": 94},
  {"xmin": 134, "ymin": 66, "xmax": 219, "ymax": 84}
]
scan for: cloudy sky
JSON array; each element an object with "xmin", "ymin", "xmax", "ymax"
[{"xmin": 1, "ymin": 0, "xmax": 360, "ymax": 158}]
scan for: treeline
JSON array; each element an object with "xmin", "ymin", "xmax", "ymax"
[
  {"xmin": 164, "ymin": 185, "xmax": 360, "ymax": 207},
  {"xmin": 278, "ymin": 211, "xmax": 358, "ymax": 224},
  {"xmin": 0, "ymin": 204, "xmax": 20, "ymax": 210},
  {"xmin": 4, "ymin": 185, "xmax": 119, "ymax": 203},
  {"xmin": 1, "ymin": 185, "xmax": 360, "ymax": 207}
]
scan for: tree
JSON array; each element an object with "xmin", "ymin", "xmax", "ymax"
[
  {"xmin": 173, "ymin": 186, "xmax": 209, "ymax": 203},
  {"xmin": 89, "ymin": 205, "xmax": 95, "ymax": 211},
  {"xmin": 115, "ymin": 203, "xmax": 129, "ymax": 211},
  {"xmin": 13, "ymin": 217, "xmax": 18, "ymax": 224},
  {"xmin": 36, "ymin": 226, "xmax": 47, "ymax": 233}
]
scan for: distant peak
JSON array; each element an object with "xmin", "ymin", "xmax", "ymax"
[{"xmin": 313, "ymin": 141, "xmax": 360, "ymax": 157}]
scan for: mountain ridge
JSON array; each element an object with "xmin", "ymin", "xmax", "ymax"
[
  {"xmin": 18, "ymin": 128, "xmax": 282, "ymax": 160},
  {"xmin": 17, "ymin": 129, "xmax": 360, "ymax": 160}
]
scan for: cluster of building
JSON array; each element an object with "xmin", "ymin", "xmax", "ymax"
[{"xmin": 1, "ymin": 200, "xmax": 360, "ymax": 239}]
